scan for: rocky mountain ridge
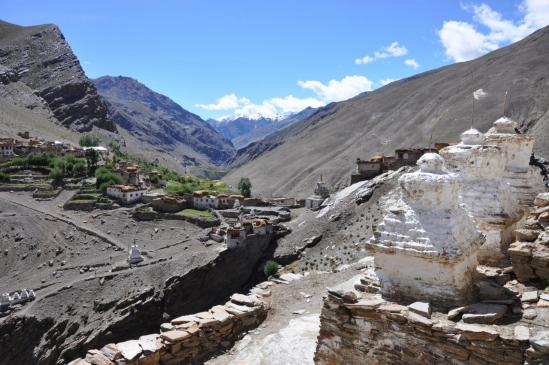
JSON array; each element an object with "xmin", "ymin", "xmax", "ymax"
[
  {"xmin": 0, "ymin": 20, "xmax": 116, "ymax": 133},
  {"xmin": 94, "ymin": 75, "xmax": 235, "ymax": 167}
]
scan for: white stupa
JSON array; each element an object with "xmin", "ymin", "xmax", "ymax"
[
  {"xmin": 484, "ymin": 116, "xmax": 545, "ymax": 208},
  {"xmin": 441, "ymin": 127, "xmax": 517, "ymax": 266},
  {"xmin": 127, "ymin": 242, "xmax": 144, "ymax": 265},
  {"xmin": 367, "ymin": 153, "xmax": 484, "ymax": 310}
]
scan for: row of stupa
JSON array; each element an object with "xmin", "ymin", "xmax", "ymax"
[{"xmin": 367, "ymin": 116, "xmax": 546, "ymax": 310}]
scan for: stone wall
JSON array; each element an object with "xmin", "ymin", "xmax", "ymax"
[
  {"xmin": 509, "ymin": 192, "xmax": 549, "ymax": 282},
  {"xmin": 314, "ymin": 291, "xmax": 542, "ymax": 365},
  {"xmin": 68, "ymin": 283, "xmax": 272, "ymax": 365}
]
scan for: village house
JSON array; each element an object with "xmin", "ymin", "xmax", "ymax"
[
  {"xmin": 0, "ymin": 138, "xmax": 15, "ymax": 161},
  {"xmin": 225, "ymin": 225, "xmax": 247, "ymax": 249},
  {"xmin": 106, "ymin": 185, "xmax": 146, "ymax": 204},
  {"xmin": 192, "ymin": 190, "xmax": 221, "ymax": 210},
  {"xmin": 305, "ymin": 176, "xmax": 330, "ymax": 210},
  {"xmin": 150, "ymin": 195, "xmax": 187, "ymax": 213},
  {"xmin": 351, "ymin": 146, "xmax": 447, "ymax": 184}
]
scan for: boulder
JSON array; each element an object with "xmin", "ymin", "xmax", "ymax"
[
  {"xmin": 160, "ymin": 330, "xmax": 190, "ymax": 343},
  {"xmin": 407, "ymin": 302, "xmax": 431, "ymax": 319},
  {"xmin": 99, "ymin": 344, "xmax": 121, "ymax": 361},
  {"xmin": 530, "ymin": 331, "xmax": 549, "ymax": 354},
  {"xmin": 456, "ymin": 322, "xmax": 500, "ymax": 341},
  {"xmin": 116, "ymin": 340, "xmax": 142, "ymax": 361},
  {"xmin": 522, "ymin": 291, "xmax": 539, "ymax": 303},
  {"xmin": 461, "ymin": 303, "xmax": 507, "ymax": 324},
  {"xmin": 534, "ymin": 193, "xmax": 549, "ymax": 208},
  {"xmin": 477, "ymin": 280, "xmax": 514, "ymax": 301},
  {"xmin": 515, "ymin": 229, "xmax": 540, "ymax": 242},
  {"xmin": 515, "ymin": 326, "xmax": 530, "ymax": 341}
]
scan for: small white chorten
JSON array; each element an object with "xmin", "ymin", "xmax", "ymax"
[
  {"xmin": 368, "ymin": 153, "xmax": 484, "ymax": 309},
  {"xmin": 127, "ymin": 243, "xmax": 144, "ymax": 265}
]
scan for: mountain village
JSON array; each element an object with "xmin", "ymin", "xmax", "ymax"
[{"xmin": 2, "ymin": 7, "xmax": 549, "ymax": 365}]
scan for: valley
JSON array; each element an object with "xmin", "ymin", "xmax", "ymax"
[{"xmin": 1, "ymin": 7, "xmax": 549, "ymax": 365}]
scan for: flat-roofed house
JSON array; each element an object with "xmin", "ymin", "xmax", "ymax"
[{"xmin": 106, "ymin": 185, "xmax": 146, "ymax": 204}]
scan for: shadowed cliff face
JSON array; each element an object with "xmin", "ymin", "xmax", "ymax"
[
  {"xmin": 225, "ymin": 25, "xmax": 549, "ymax": 198},
  {"xmin": 94, "ymin": 76, "xmax": 236, "ymax": 166},
  {"xmin": 0, "ymin": 20, "xmax": 116, "ymax": 133}
]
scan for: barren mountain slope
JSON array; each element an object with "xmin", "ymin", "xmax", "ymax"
[
  {"xmin": 94, "ymin": 76, "xmax": 235, "ymax": 168},
  {"xmin": 0, "ymin": 20, "xmax": 116, "ymax": 134},
  {"xmin": 225, "ymin": 26, "xmax": 549, "ymax": 198}
]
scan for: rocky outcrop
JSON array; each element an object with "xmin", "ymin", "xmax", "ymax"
[{"xmin": 0, "ymin": 20, "xmax": 116, "ymax": 132}]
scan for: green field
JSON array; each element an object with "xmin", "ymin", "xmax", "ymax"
[
  {"xmin": 164, "ymin": 179, "xmax": 235, "ymax": 195},
  {"xmin": 176, "ymin": 208, "xmax": 215, "ymax": 219}
]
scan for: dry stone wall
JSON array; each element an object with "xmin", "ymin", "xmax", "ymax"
[
  {"xmin": 314, "ymin": 291, "xmax": 540, "ymax": 365},
  {"xmin": 68, "ymin": 282, "xmax": 272, "ymax": 365}
]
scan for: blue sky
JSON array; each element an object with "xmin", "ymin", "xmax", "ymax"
[{"xmin": 2, "ymin": 0, "xmax": 548, "ymax": 120}]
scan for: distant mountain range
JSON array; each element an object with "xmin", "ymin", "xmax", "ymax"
[
  {"xmin": 224, "ymin": 25, "xmax": 549, "ymax": 198},
  {"xmin": 93, "ymin": 76, "xmax": 235, "ymax": 167},
  {"xmin": 207, "ymin": 107, "xmax": 317, "ymax": 149}
]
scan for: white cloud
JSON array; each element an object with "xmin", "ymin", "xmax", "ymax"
[
  {"xmin": 375, "ymin": 42, "xmax": 408, "ymax": 58},
  {"xmin": 404, "ymin": 58, "xmax": 420, "ymax": 69},
  {"xmin": 473, "ymin": 88, "xmax": 488, "ymax": 100},
  {"xmin": 355, "ymin": 55, "xmax": 374, "ymax": 65},
  {"xmin": 380, "ymin": 78, "xmax": 398, "ymax": 86},
  {"xmin": 195, "ymin": 93, "xmax": 245, "ymax": 110},
  {"xmin": 438, "ymin": 0, "xmax": 549, "ymax": 62},
  {"xmin": 198, "ymin": 75, "xmax": 373, "ymax": 120},
  {"xmin": 355, "ymin": 41, "xmax": 408, "ymax": 65},
  {"xmin": 298, "ymin": 75, "xmax": 374, "ymax": 102},
  {"xmin": 268, "ymin": 95, "xmax": 324, "ymax": 113}
]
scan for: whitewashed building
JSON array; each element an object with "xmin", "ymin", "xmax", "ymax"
[
  {"xmin": 106, "ymin": 185, "xmax": 146, "ymax": 204},
  {"xmin": 192, "ymin": 190, "xmax": 219, "ymax": 210},
  {"xmin": 0, "ymin": 138, "xmax": 15, "ymax": 160}
]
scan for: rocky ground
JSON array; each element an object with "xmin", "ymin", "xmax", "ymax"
[
  {"xmin": 0, "ymin": 190, "xmax": 277, "ymax": 365},
  {"xmin": 0, "ymin": 167, "xmax": 407, "ymax": 365}
]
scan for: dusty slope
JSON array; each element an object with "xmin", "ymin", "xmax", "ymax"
[
  {"xmin": 0, "ymin": 20, "xmax": 116, "ymax": 134},
  {"xmin": 94, "ymin": 76, "xmax": 235, "ymax": 167},
  {"xmin": 225, "ymin": 26, "xmax": 549, "ymax": 198}
]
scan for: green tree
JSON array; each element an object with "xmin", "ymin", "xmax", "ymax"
[
  {"xmin": 238, "ymin": 177, "xmax": 252, "ymax": 198},
  {"xmin": 79, "ymin": 134, "xmax": 100, "ymax": 147},
  {"xmin": 85, "ymin": 149, "xmax": 99, "ymax": 176},
  {"xmin": 264, "ymin": 260, "xmax": 279, "ymax": 277},
  {"xmin": 108, "ymin": 141, "xmax": 122, "ymax": 157},
  {"xmin": 0, "ymin": 172, "xmax": 10, "ymax": 183},
  {"xmin": 95, "ymin": 167, "xmax": 123, "ymax": 192},
  {"xmin": 49, "ymin": 167, "xmax": 64, "ymax": 186},
  {"xmin": 73, "ymin": 160, "xmax": 87, "ymax": 177}
]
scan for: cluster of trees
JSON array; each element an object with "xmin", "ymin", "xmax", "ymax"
[
  {"xmin": 49, "ymin": 155, "xmax": 87, "ymax": 186},
  {"xmin": 95, "ymin": 167, "xmax": 122, "ymax": 192},
  {"xmin": 79, "ymin": 134, "xmax": 100, "ymax": 147}
]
